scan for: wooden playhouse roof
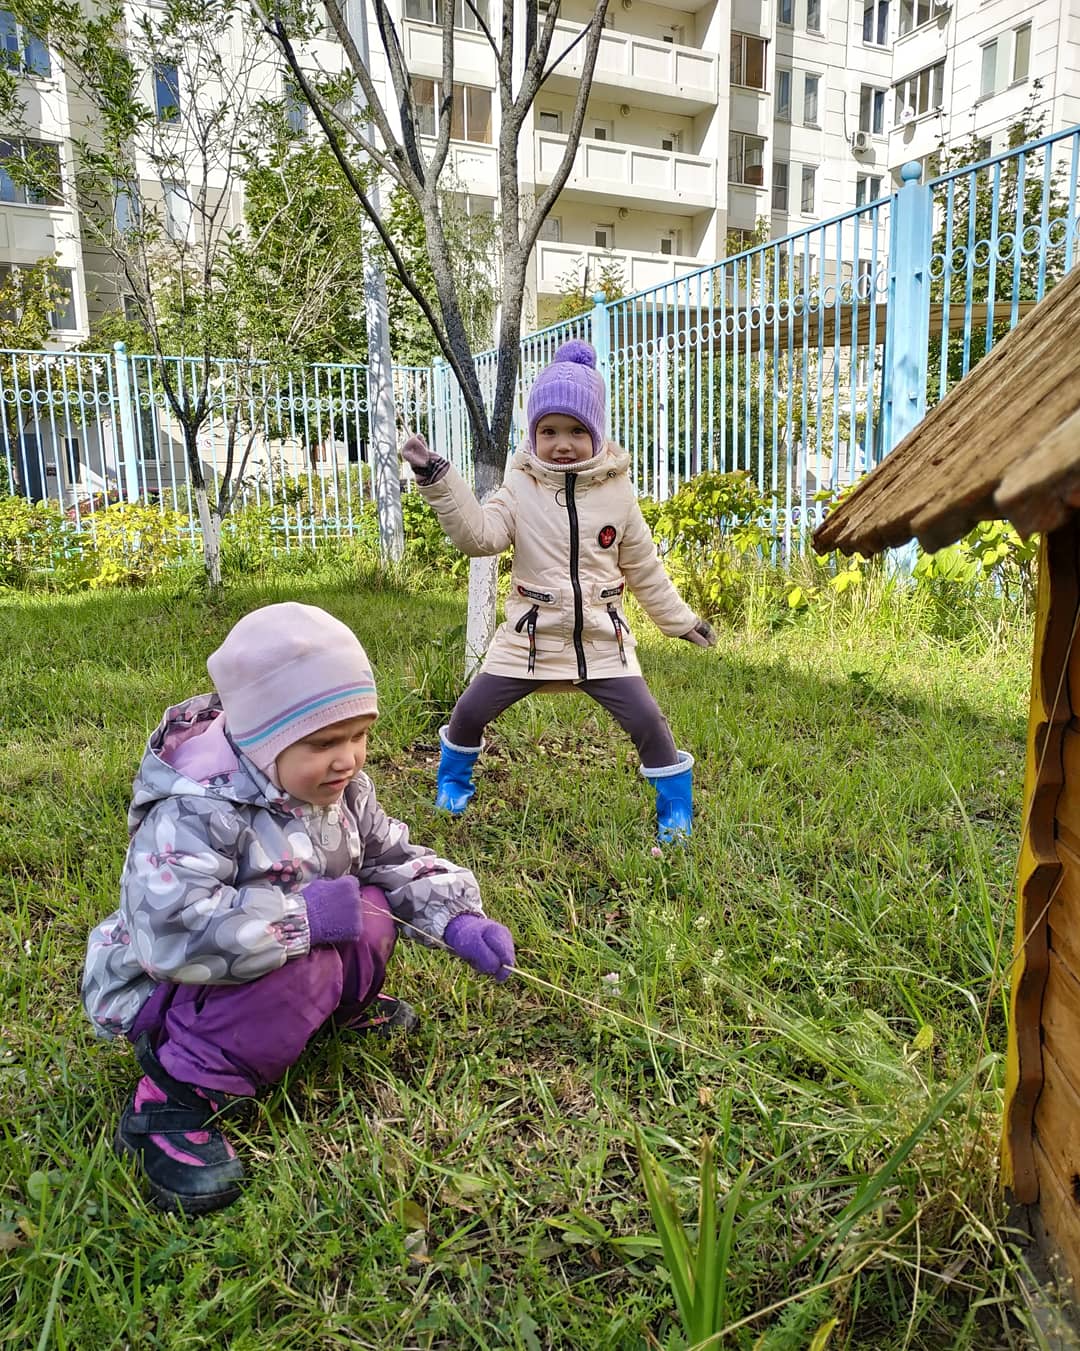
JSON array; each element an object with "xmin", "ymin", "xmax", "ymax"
[{"xmin": 813, "ymin": 264, "xmax": 1080, "ymax": 557}]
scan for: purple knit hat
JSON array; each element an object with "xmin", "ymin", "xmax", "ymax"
[
  {"xmin": 527, "ymin": 339, "xmax": 607, "ymax": 455},
  {"xmin": 207, "ymin": 603, "xmax": 377, "ymax": 776}
]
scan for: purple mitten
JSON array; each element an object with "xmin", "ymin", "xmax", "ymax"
[
  {"xmin": 304, "ymin": 875, "xmax": 364, "ymax": 946},
  {"xmin": 443, "ymin": 913, "xmax": 516, "ymax": 983}
]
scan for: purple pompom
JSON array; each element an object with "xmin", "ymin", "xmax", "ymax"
[{"xmin": 552, "ymin": 339, "xmax": 597, "ymax": 369}]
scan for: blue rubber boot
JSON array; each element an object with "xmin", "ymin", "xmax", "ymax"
[
  {"xmin": 641, "ymin": 751, "xmax": 694, "ymax": 844},
  {"xmin": 435, "ymin": 725, "xmax": 482, "ymax": 814}
]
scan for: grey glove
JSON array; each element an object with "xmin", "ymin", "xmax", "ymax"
[
  {"xmin": 402, "ymin": 434, "xmax": 450, "ymax": 485},
  {"xmin": 680, "ymin": 618, "xmax": 716, "ymax": 648}
]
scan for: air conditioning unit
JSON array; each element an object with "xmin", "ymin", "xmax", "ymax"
[
  {"xmin": 850, "ymin": 129, "xmax": 872, "ymax": 153},
  {"xmin": 899, "ymin": 104, "xmax": 917, "ymax": 126}
]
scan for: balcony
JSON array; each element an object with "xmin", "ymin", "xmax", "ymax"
[
  {"xmin": 543, "ymin": 20, "xmax": 718, "ymax": 113},
  {"xmin": 534, "ymin": 132, "xmax": 715, "ymax": 213},
  {"xmin": 535, "ymin": 241, "xmax": 703, "ymax": 297}
]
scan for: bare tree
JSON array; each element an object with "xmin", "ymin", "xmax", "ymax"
[{"xmin": 258, "ymin": 0, "xmax": 611, "ymax": 662}]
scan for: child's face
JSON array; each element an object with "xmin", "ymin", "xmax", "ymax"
[
  {"xmin": 275, "ymin": 714, "xmax": 376, "ymax": 806},
  {"xmin": 533, "ymin": 413, "xmax": 594, "ymax": 464}
]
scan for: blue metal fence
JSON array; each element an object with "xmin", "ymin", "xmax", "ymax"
[{"xmin": 4, "ymin": 122, "xmax": 1080, "ymax": 559}]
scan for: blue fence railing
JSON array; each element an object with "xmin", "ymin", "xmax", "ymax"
[{"xmin": 4, "ymin": 122, "xmax": 1080, "ymax": 558}]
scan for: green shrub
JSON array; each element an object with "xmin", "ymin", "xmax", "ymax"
[
  {"xmin": 642, "ymin": 470, "xmax": 772, "ymax": 624},
  {"xmin": 67, "ymin": 502, "xmax": 189, "ymax": 589},
  {"xmin": 0, "ymin": 495, "xmax": 73, "ymax": 587}
]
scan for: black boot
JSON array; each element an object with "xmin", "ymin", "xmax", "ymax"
[{"xmin": 115, "ymin": 1034, "xmax": 245, "ymax": 1215}]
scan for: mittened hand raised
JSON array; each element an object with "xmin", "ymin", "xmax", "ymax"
[
  {"xmin": 303, "ymin": 875, "xmax": 365, "ymax": 946},
  {"xmin": 680, "ymin": 618, "xmax": 716, "ymax": 648},
  {"xmin": 443, "ymin": 913, "xmax": 516, "ymax": 983},
  {"xmin": 401, "ymin": 434, "xmax": 433, "ymax": 472}
]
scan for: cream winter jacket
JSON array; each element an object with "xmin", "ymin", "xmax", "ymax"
[{"xmin": 418, "ymin": 443, "xmax": 697, "ymax": 682}]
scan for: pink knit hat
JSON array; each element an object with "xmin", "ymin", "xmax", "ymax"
[
  {"xmin": 527, "ymin": 339, "xmax": 607, "ymax": 455},
  {"xmin": 207, "ymin": 603, "xmax": 377, "ymax": 775}
]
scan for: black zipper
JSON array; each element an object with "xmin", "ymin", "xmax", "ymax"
[{"xmin": 565, "ymin": 474, "xmax": 588, "ymax": 680}]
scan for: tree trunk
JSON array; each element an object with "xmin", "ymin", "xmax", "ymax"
[
  {"xmin": 194, "ymin": 483, "xmax": 223, "ymax": 590},
  {"xmin": 463, "ymin": 453, "xmax": 503, "ymax": 680}
]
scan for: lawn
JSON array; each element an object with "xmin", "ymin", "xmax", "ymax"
[{"xmin": 0, "ymin": 556, "xmax": 1048, "ymax": 1348}]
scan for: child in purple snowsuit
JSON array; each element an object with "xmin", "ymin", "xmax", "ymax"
[{"xmin": 82, "ymin": 602, "xmax": 515, "ymax": 1215}]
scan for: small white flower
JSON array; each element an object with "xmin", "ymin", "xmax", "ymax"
[
  {"xmin": 693, "ymin": 914, "xmax": 708, "ymax": 930},
  {"xmin": 601, "ymin": 972, "xmax": 621, "ymax": 985},
  {"xmin": 23, "ymin": 939, "xmax": 31, "ymax": 956},
  {"xmin": 664, "ymin": 944, "xmax": 677, "ymax": 962}
]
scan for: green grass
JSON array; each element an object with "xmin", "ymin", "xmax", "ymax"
[{"xmin": 0, "ymin": 556, "xmax": 1051, "ymax": 1348}]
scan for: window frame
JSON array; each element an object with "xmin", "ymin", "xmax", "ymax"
[
  {"xmin": 806, "ymin": 0, "xmax": 822, "ymax": 35},
  {"xmin": 1012, "ymin": 22, "xmax": 1031, "ymax": 84},
  {"xmin": 730, "ymin": 32, "xmax": 767, "ymax": 91},
  {"xmin": 776, "ymin": 67, "xmax": 792, "ymax": 122},
  {"xmin": 154, "ymin": 60, "xmax": 180, "ymax": 122},
  {"xmin": 772, "ymin": 158, "xmax": 789, "ymax": 212},
  {"xmin": 803, "ymin": 72, "xmax": 820, "ymax": 126},
  {"xmin": 0, "ymin": 9, "xmax": 50, "ymax": 77},
  {"xmin": 894, "ymin": 59, "xmax": 944, "ymax": 122},
  {"xmin": 862, "ymin": 0, "xmax": 889, "ymax": 47},
  {"xmin": 859, "ymin": 84, "xmax": 885, "ymax": 135},
  {"xmin": 898, "ymin": 0, "xmax": 932, "ymax": 38},
  {"xmin": 728, "ymin": 131, "xmax": 766, "ymax": 188},
  {"xmin": 801, "ymin": 164, "xmax": 816, "ymax": 213},
  {"xmin": 0, "ymin": 136, "xmax": 61, "ymax": 206}
]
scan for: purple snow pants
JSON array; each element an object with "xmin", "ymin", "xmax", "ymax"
[{"xmin": 128, "ymin": 886, "xmax": 397, "ymax": 1098}]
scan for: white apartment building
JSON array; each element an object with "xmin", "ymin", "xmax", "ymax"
[{"xmin": 1, "ymin": 0, "xmax": 1079, "ymax": 346}]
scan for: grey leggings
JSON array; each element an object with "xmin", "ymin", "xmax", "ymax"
[{"xmin": 447, "ymin": 673, "xmax": 679, "ymax": 769}]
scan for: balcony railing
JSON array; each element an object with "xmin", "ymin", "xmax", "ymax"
[
  {"xmin": 534, "ymin": 132, "xmax": 715, "ymax": 212},
  {"xmin": 535, "ymin": 240, "xmax": 703, "ymax": 296},
  {"xmin": 549, "ymin": 20, "xmax": 717, "ymax": 110}
]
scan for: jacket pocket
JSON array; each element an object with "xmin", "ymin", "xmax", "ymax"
[
  {"xmin": 585, "ymin": 579, "xmax": 636, "ymax": 660},
  {"xmin": 505, "ymin": 581, "xmax": 566, "ymax": 667}
]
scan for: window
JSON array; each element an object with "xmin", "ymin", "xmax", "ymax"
[
  {"xmin": 454, "ymin": 0, "xmax": 489, "ymax": 32},
  {"xmin": 0, "ymin": 10, "xmax": 49, "ymax": 76},
  {"xmin": 855, "ymin": 173, "xmax": 883, "ymax": 205},
  {"xmin": 778, "ymin": 0, "xmax": 793, "ymax": 26},
  {"xmin": 772, "ymin": 159, "xmax": 789, "ymax": 211},
  {"xmin": 859, "ymin": 85, "xmax": 885, "ymax": 134},
  {"xmin": 776, "ymin": 68, "xmax": 791, "ymax": 121},
  {"xmin": 728, "ymin": 132, "xmax": 765, "ymax": 186},
  {"xmin": 0, "ymin": 261, "xmax": 75, "ymax": 330},
  {"xmin": 803, "ymin": 73, "xmax": 819, "ymax": 125},
  {"xmin": 898, "ymin": 0, "xmax": 931, "ymax": 37},
  {"xmin": 801, "ymin": 164, "xmax": 816, "ymax": 212},
  {"xmin": 1013, "ymin": 23, "xmax": 1031, "ymax": 83},
  {"xmin": 726, "ymin": 228, "xmax": 754, "ymax": 254},
  {"xmin": 660, "ymin": 132, "xmax": 681, "ymax": 152},
  {"xmin": 730, "ymin": 33, "xmax": 767, "ymax": 90},
  {"xmin": 862, "ymin": 0, "xmax": 888, "ymax": 45},
  {"xmin": 114, "ymin": 180, "xmax": 139, "ymax": 232},
  {"xmin": 452, "ymin": 84, "xmax": 492, "ymax": 142},
  {"xmin": 979, "ymin": 39, "xmax": 998, "ymax": 99},
  {"xmin": 154, "ymin": 60, "xmax": 180, "ymax": 121},
  {"xmin": 163, "ymin": 180, "xmax": 191, "ymax": 240},
  {"xmin": 403, "ymin": 0, "xmax": 489, "ymax": 29},
  {"xmin": 590, "ymin": 123, "xmax": 611, "ymax": 141},
  {"xmin": 806, "ymin": 0, "xmax": 821, "ymax": 34},
  {"xmin": 538, "ymin": 215, "xmax": 561, "ymax": 242},
  {"xmin": 285, "ymin": 85, "xmax": 307, "ymax": 135},
  {"xmin": 411, "ymin": 78, "xmax": 492, "ymax": 143},
  {"xmin": 412, "ymin": 78, "xmax": 436, "ymax": 136},
  {"xmin": 658, "ymin": 230, "xmax": 682, "ymax": 256},
  {"xmin": 894, "ymin": 60, "xmax": 944, "ymax": 121},
  {"xmin": 537, "ymin": 110, "xmax": 561, "ymax": 133},
  {"xmin": 975, "ymin": 137, "xmax": 992, "ymax": 161},
  {"xmin": 594, "ymin": 223, "xmax": 614, "ymax": 248},
  {"xmin": 0, "ymin": 137, "xmax": 60, "ymax": 205}
]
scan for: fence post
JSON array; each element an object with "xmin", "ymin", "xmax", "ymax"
[
  {"xmin": 881, "ymin": 161, "xmax": 932, "ymax": 571},
  {"xmin": 112, "ymin": 341, "xmax": 141, "ymax": 503},
  {"xmin": 590, "ymin": 290, "xmax": 610, "ymax": 382},
  {"xmin": 882, "ymin": 162, "xmax": 932, "ymax": 460}
]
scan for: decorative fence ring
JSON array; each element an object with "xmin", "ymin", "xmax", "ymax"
[
  {"xmin": 995, "ymin": 232, "xmax": 1017, "ymax": 263},
  {"xmin": 971, "ymin": 239, "xmax": 993, "ymax": 269}
]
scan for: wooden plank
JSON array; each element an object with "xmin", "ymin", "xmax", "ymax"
[
  {"xmin": 1040, "ymin": 958, "xmax": 1080, "ymax": 1102},
  {"xmin": 1033, "ymin": 1139, "xmax": 1080, "ymax": 1299},
  {"xmin": 997, "ymin": 406, "xmax": 1080, "ymax": 538},
  {"xmin": 813, "ymin": 264, "xmax": 1080, "ymax": 558},
  {"xmin": 1003, "ymin": 526, "xmax": 1079, "ymax": 1204},
  {"xmin": 1049, "ymin": 835, "xmax": 1080, "ymax": 981}
]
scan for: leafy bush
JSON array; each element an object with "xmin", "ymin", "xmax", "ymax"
[
  {"xmin": 0, "ymin": 495, "xmax": 72, "ymax": 587},
  {"xmin": 67, "ymin": 502, "xmax": 189, "ymax": 589},
  {"xmin": 641, "ymin": 471, "xmax": 772, "ymax": 623},
  {"xmin": 401, "ymin": 489, "xmax": 470, "ymax": 578}
]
